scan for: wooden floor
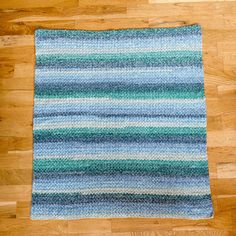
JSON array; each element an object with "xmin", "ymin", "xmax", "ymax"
[{"xmin": 0, "ymin": 0, "xmax": 236, "ymax": 235}]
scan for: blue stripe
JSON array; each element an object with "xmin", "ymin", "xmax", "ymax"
[
  {"xmin": 34, "ymin": 111, "xmax": 206, "ymax": 119},
  {"xmin": 36, "ymin": 35, "xmax": 201, "ymax": 51},
  {"xmin": 34, "ymin": 101, "xmax": 206, "ymax": 117},
  {"xmin": 31, "ymin": 201, "xmax": 213, "ymax": 219},
  {"xmin": 35, "ymin": 67, "xmax": 204, "ymax": 84},
  {"xmin": 34, "ymin": 115, "xmax": 206, "ymax": 126},
  {"xmin": 33, "ymin": 174, "xmax": 211, "ymax": 191},
  {"xmin": 34, "ymin": 142, "xmax": 206, "ymax": 156}
]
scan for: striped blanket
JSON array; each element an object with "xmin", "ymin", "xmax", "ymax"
[{"xmin": 31, "ymin": 25, "xmax": 213, "ymax": 219}]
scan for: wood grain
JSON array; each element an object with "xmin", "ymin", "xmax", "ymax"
[{"xmin": 0, "ymin": 0, "xmax": 236, "ymax": 235}]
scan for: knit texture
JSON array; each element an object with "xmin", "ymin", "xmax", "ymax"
[{"xmin": 31, "ymin": 24, "xmax": 213, "ymax": 219}]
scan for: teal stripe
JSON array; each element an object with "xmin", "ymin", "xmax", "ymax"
[
  {"xmin": 34, "ymin": 128, "xmax": 205, "ymax": 143},
  {"xmin": 36, "ymin": 25, "xmax": 201, "ymax": 39},
  {"xmin": 37, "ymin": 51, "xmax": 201, "ymax": 61},
  {"xmin": 36, "ymin": 51, "xmax": 201, "ymax": 66},
  {"xmin": 34, "ymin": 127, "xmax": 206, "ymax": 143},
  {"xmin": 35, "ymin": 83, "xmax": 204, "ymax": 96},
  {"xmin": 33, "ymin": 159, "xmax": 209, "ymax": 174},
  {"xmin": 34, "ymin": 127, "xmax": 206, "ymax": 135}
]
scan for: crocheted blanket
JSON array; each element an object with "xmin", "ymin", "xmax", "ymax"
[{"xmin": 31, "ymin": 25, "xmax": 213, "ymax": 219}]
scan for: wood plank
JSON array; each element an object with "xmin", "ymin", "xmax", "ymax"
[
  {"xmin": 0, "ymin": 0, "xmax": 78, "ymax": 9},
  {"xmin": 0, "ymin": 0, "xmax": 235, "ymax": 235}
]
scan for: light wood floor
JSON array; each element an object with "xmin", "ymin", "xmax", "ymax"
[{"xmin": 0, "ymin": 0, "xmax": 236, "ymax": 235}]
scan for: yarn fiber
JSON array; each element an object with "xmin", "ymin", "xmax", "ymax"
[{"xmin": 31, "ymin": 24, "xmax": 213, "ymax": 219}]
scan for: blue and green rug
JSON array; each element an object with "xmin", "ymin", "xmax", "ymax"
[{"xmin": 31, "ymin": 24, "xmax": 213, "ymax": 219}]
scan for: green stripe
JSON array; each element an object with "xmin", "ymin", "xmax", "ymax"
[
  {"xmin": 34, "ymin": 127, "xmax": 206, "ymax": 143},
  {"xmin": 36, "ymin": 51, "xmax": 202, "ymax": 67},
  {"xmin": 37, "ymin": 51, "xmax": 201, "ymax": 62},
  {"xmin": 35, "ymin": 83, "xmax": 204, "ymax": 97},
  {"xmin": 34, "ymin": 127, "xmax": 206, "ymax": 135},
  {"xmin": 33, "ymin": 159, "xmax": 209, "ymax": 174}
]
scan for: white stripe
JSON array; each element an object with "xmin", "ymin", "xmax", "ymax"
[
  {"xmin": 34, "ymin": 97, "xmax": 205, "ymax": 105},
  {"xmin": 36, "ymin": 45, "xmax": 201, "ymax": 55},
  {"xmin": 33, "ymin": 121, "xmax": 206, "ymax": 130},
  {"xmin": 35, "ymin": 67, "xmax": 189, "ymax": 76},
  {"xmin": 34, "ymin": 153, "xmax": 206, "ymax": 161},
  {"xmin": 32, "ymin": 187, "xmax": 210, "ymax": 196}
]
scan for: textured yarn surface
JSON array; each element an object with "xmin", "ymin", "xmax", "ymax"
[{"xmin": 31, "ymin": 24, "xmax": 213, "ymax": 219}]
